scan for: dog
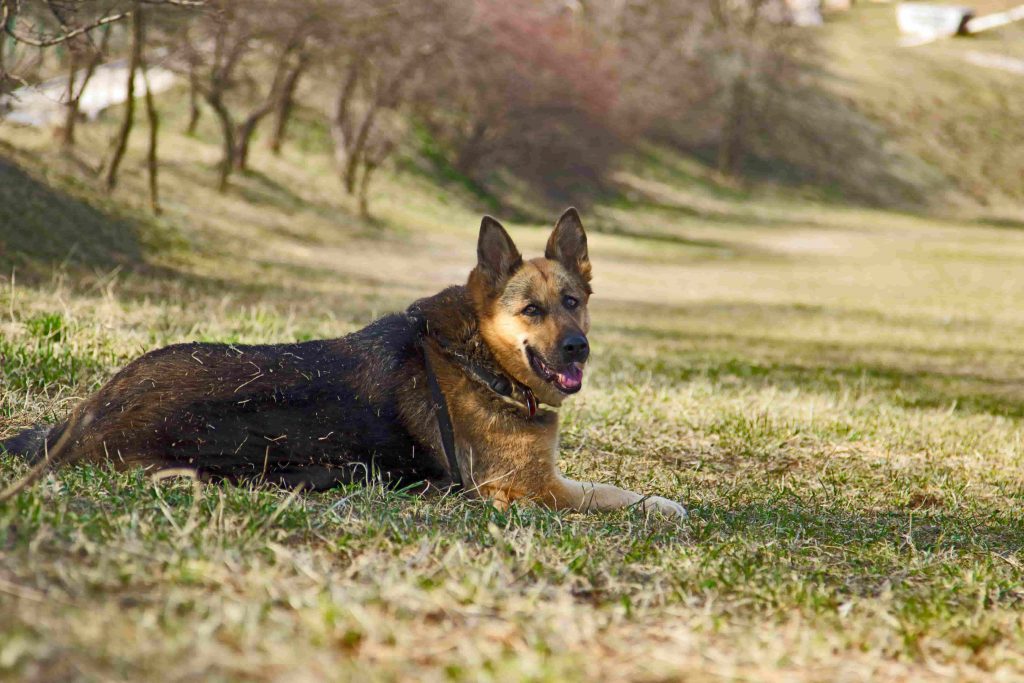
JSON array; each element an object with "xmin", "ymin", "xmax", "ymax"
[{"xmin": 2, "ymin": 209, "xmax": 685, "ymax": 518}]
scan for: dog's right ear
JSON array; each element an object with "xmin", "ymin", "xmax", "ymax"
[{"xmin": 474, "ymin": 216, "xmax": 522, "ymax": 289}]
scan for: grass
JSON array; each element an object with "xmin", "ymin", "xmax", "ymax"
[{"xmin": 3, "ymin": 44, "xmax": 1024, "ymax": 680}]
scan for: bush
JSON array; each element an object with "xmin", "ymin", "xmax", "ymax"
[{"xmin": 415, "ymin": 0, "xmax": 628, "ymax": 204}]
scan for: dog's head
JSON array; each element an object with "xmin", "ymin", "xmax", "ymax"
[{"xmin": 468, "ymin": 208, "xmax": 593, "ymax": 406}]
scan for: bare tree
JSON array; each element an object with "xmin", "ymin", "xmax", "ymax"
[
  {"xmin": 181, "ymin": 0, "xmax": 314, "ymax": 190},
  {"xmin": 0, "ymin": 1, "xmax": 37, "ymax": 95},
  {"xmin": 327, "ymin": 0, "xmax": 458, "ymax": 198},
  {"xmin": 58, "ymin": 26, "xmax": 112, "ymax": 149},
  {"xmin": 184, "ymin": 41, "xmax": 201, "ymax": 134},
  {"xmin": 232, "ymin": 33, "xmax": 309, "ymax": 172},
  {"xmin": 1, "ymin": 0, "xmax": 202, "ymax": 122},
  {"xmin": 587, "ymin": 0, "xmax": 710, "ymax": 138},
  {"xmin": 355, "ymin": 110, "xmax": 404, "ymax": 217},
  {"xmin": 706, "ymin": 0, "xmax": 791, "ymax": 176},
  {"xmin": 103, "ymin": 0, "xmax": 143, "ymax": 191},
  {"xmin": 2, "ymin": 0, "xmax": 121, "ymax": 94},
  {"xmin": 267, "ymin": 48, "xmax": 309, "ymax": 155},
  {"xmin": 140, "ymin": 51, "xmax": 160, "ymax": 213},
  {"xmin": 590, "ymin": 0, "xmax": 810, "ymax": 179},
  {"xmin": 3, "ymin": 1, "xmax": 131, "ymax": 48}
]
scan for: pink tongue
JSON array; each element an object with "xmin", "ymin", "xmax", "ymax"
[{"xmin": 557, "ymin": 364, "xmax": 584, "ymax": 390}]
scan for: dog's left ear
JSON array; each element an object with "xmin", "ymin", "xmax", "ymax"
[{"xmin": 546, "ymin": 207, "xmax": 591, "ymax": 284}]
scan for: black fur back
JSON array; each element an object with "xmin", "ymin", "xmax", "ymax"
[{"xmin": 1, "ymin": 287, "xmax": 484, "ymax": 490}]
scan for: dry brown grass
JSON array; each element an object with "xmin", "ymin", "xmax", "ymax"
[{"xmin": 3, "ymin": 74, "xmax": 1024, "ymax": 681}]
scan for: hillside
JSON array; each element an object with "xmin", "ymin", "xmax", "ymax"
[
  {"xmin": 3, "ymin": 3, "xmax": 1023, "ymax": 280},
  {"xmin": 3, "ymin": 6, "xmax": 1024, "ymax": 681},
  {"xmin": 817, "ymin": 3, "xmax": 1024, "ymax": 212}
]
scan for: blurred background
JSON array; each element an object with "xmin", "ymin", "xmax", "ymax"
[{"xmin": 1, "ymin": 0, "xmax": 1022, "ymax": 232}]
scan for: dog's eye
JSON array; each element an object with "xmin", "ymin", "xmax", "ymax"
[
  {"xmin": 522, "ymin": 304, "xmax": 543, "ymax": 317},
  {"xmin": 563, "ymin": 296, "xmax": 579, "ymax": 310}
]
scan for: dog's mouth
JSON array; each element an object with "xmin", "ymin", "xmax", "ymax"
[{"xmin": 527, "ymin": 347, "xmax": 584, "ymax": 394}]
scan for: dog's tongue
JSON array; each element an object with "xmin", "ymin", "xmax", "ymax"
[{"xmin": 556, "ymin": 364, "xmax": 584, "ymax": 391}]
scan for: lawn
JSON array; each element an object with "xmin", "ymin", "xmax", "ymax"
[{"xmin": 3, "ymin": 54, "xmax": 1024, "ymax": 681}]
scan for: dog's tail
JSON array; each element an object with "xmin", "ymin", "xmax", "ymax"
[
  {"xmin": 0, "ymin": 417, "xmax": 81, "ymax": 504},
  {"xmin": 1, "ymin": 424, "xmax": 54, "ymax": 463}
]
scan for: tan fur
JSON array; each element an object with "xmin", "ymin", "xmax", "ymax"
[{"xmin": 427, "ymin": 336, "xmax": 683, "ymax": 517}]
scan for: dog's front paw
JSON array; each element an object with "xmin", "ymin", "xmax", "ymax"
[{"xmin": 641, "ymin": 496, "xmax": 688, "ymax": 520}]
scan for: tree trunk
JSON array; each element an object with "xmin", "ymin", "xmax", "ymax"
[
  {"xmin": 207, "ymin": 97, "xmax": 235, "ymax": 192},
  {"xmin": 268, "ymin": 58, "xmax": 305, "ymax": 155},
  {"xmin": 141, "ymin": 61, "xmax": 160, "ymax": 214},
  {"xmin": 60, "ymin": 29, "xmax": 110, "ymax": 150},
  {"xmin": 233, "ymin": 116, "xmax": 257, "ymax": 171},
  {"xmin": 339, "ymin": 49, "xmax": 427, "ymax": 194},
  {"xmin": 358, "ymin": 160, "xmax": 377, "ymax": 218},
  {"xmin": 330, "ymin": 62, "xmax": 360, "ymax": 180},
  {"xmin": 0, "ymin": 2, "xmax": 8, "ymax": 94},
  {"xmin": 717, "ymin": 76, "xmax": 749, "ymax": 177},
  {"xmin": 233, "ymin": 103, "xmax": 274, "ymax": 171},
  {"xmin": 231, "ymin": 42, "xmax": 304, "ymax": 172},
  {"xmin": 104, "ymin": 2, "xmax": 142, "ymax": 191},
  {"xmin": 186, "ymin": 61, "xmax": 201, "ymax": 135},
  {"xmin": 343, "ymin": 104, "xmax": 381, "ymax": 194},
  {"xmin": 57, "ymin": 49, "xmax": 79, "ymax": 146}
]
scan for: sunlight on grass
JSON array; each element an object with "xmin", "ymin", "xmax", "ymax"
[{"xmin": 3, "ymin": 67, "xmax": 1024, "ymax": 681}]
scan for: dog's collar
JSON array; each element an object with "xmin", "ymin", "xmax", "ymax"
[
  {"xmin": 409, "ymin": 308, "xmax": 555, "ymax": 419},
  {"xmin": 448, "ymin": 346, "xmax": 543, "ymax": 418}
]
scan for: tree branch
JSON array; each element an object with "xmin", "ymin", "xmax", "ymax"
[{"xmin": 5, "ymin": 10, "xmax": 130, "ymax": 48}]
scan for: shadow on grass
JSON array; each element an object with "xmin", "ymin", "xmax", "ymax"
[
  {"xmin": 978, "ymin": 217, "xmax": 1024, "ymax": 231},
  {"xmin": 698, "ymin": 498, "xmax": 1024, "ymax": 553},
  {"xmin": 684, "ymin": 498, "xmax": 1024, "ymax": 610},
  {"xmin": 588, "ymin": 222, "xmax": 745, "ymax": 252},
  {"xmin": 233, "ymin": 167, "xmax": 319, "ymax": 214},
  {"xmin": 623, "ymin": 343, "xmax": 1024, "ymax": 419},
  {"xmin": 0, "ymin": 153, "xmax": 385, "ymax": 310},
  {"xmin": 602, "ymin": 192, "xmax": 825, "ymax": 232},
  {"xmin": 0, "ymin": 158, "xmax": 145, "ymax": 271},
  {"xmin": 157, "ymin": 159, "xmax": 353, "ymax": 231},
  {"xmin": 598, "ymin": 301, "xmax": 1024, "ymax": 419}
]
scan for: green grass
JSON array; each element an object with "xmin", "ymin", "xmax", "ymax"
[{"xmin": 3, "ymin": 59, "xmax": 1024, "ymax": 681}]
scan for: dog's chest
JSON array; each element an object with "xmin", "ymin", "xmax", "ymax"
[{"xmin": 449, "ymin": 379, "xmax": 559, "ymax": 477}]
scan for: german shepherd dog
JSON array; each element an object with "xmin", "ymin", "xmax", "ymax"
[{"xmin": 2, "ymin": 209, "xmax": 685, "ymax": 518}]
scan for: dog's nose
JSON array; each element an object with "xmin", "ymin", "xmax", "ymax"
[{"xmin": 561, "ymin": 334, "xmax": 589, "ymax": 363}]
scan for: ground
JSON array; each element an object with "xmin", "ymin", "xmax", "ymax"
[{"xmin": 3, "ymin": 10, "xmax": 1024, "ymax": 681}]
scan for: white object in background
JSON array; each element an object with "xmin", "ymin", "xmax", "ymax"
[
  {"xmin": 965, "ymin": 4, "xmax": 1024, "ymax": 32},
  {"xmin": 788, "ymin": 0, "xmax": 825, "ymax": 26},
  {"xmin": 900, "ymin": 2, "xmax": 1024, "ymax": 46},
  {"xmin": 897, "ymin": 3, "xmax": 973, "ymax": 36},
  {"xmin": 1, "ymin": 60, "xmax": 177, "ymax": 127}
]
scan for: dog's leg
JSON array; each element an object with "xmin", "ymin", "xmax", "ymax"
[{"xmin": 535, "ymin": 477, "xmax": 686, "ymax": 519}]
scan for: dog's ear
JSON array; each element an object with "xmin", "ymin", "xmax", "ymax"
[
  {"xmin": 546, "ymin": 207, "xmax": 591, "ymax": 284},
  {"xmin": 475, "ymin": 215, "xmax": 522, "ymax": 288}
]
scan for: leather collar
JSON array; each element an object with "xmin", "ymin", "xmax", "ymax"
[
  {"xmin": 426, "ymin": 330, "xmax": 541, "ymax": 418},
  {"xmin": 408, "ymin": 307, "xmax": 548, "ymax": 419}
]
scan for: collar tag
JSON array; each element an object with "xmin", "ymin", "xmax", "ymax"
[{"xmin": 525, "ymin": 389, "xmax": 538, "ymax": 418}]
